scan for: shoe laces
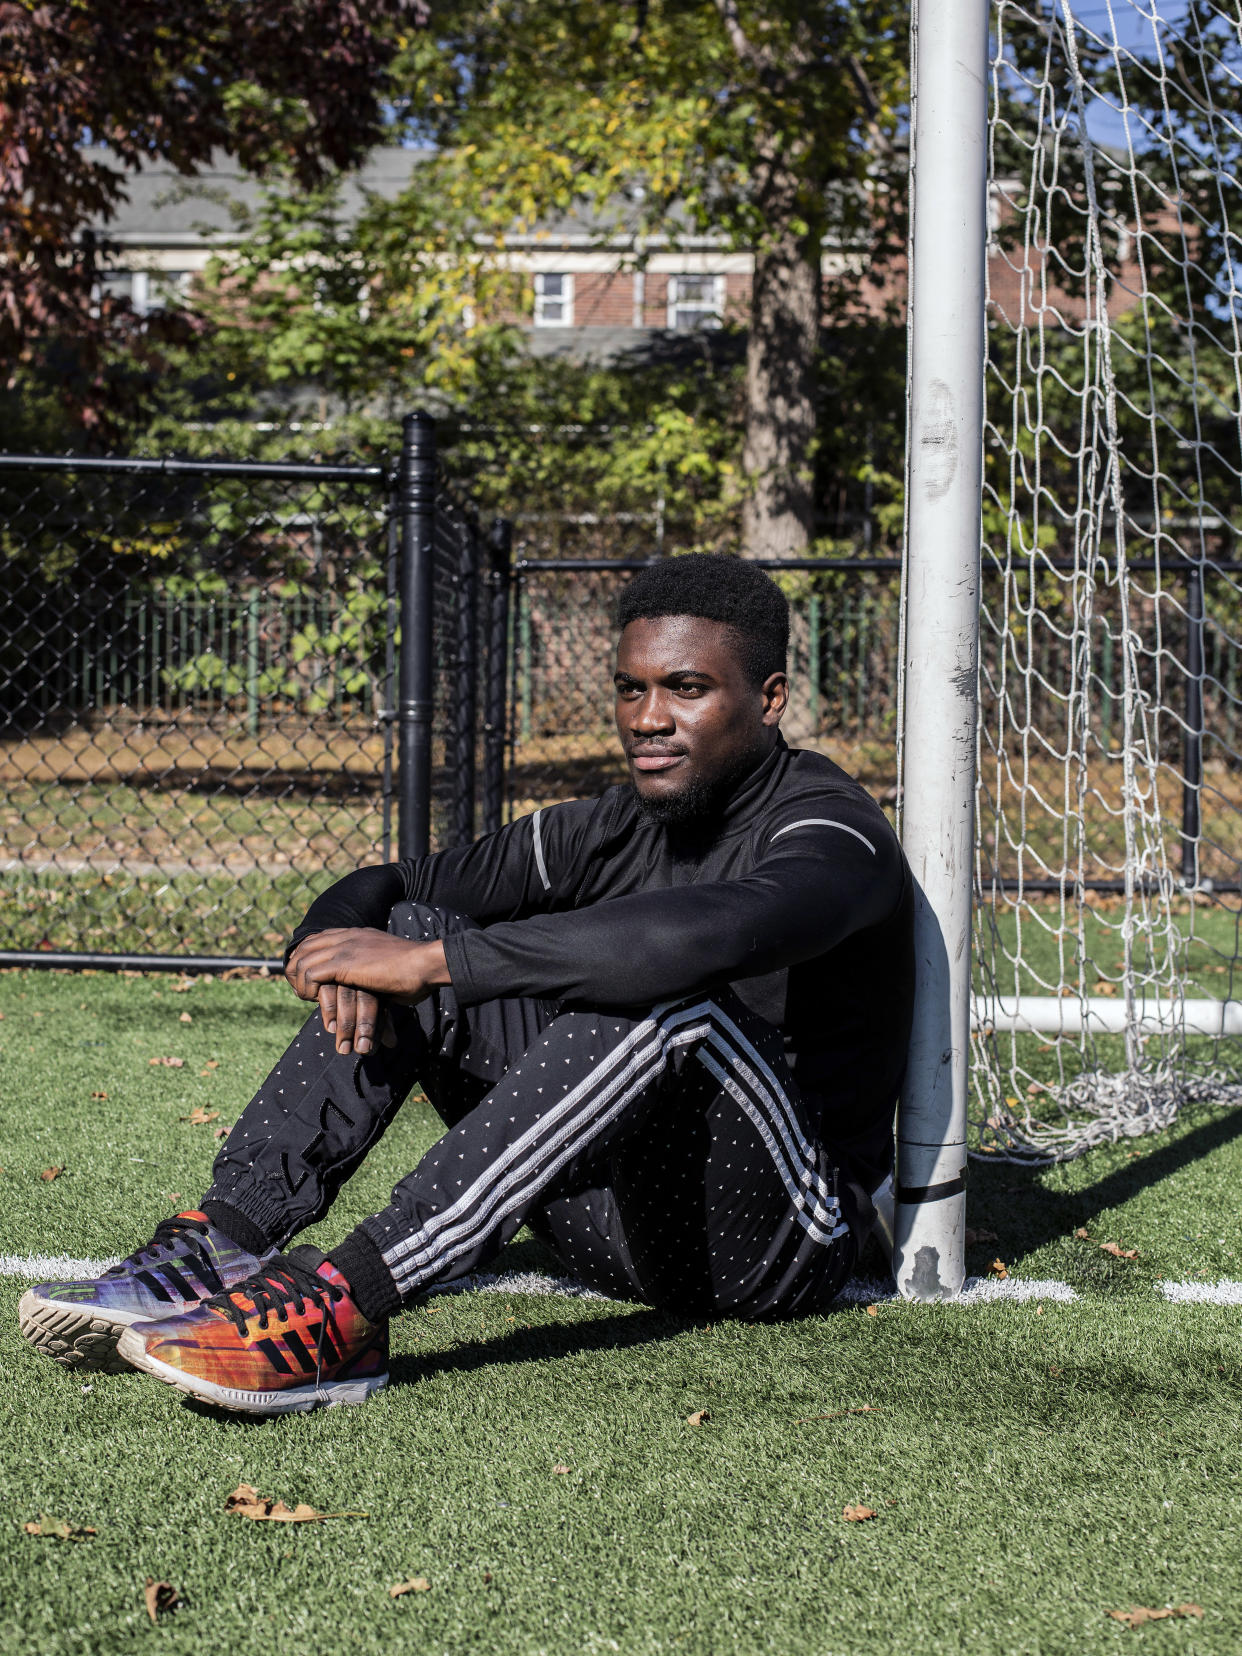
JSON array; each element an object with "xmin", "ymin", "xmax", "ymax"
[
  {"xmin": 107, "ymin": 1215, "xmax": 214, "ymax": 1279},
  {"xmin": 206, "ymin": 1255, "xmax": 345, "ymax": 1342}
]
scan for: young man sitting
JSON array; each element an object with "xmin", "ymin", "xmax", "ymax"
[{"xmin": 19, "ymin": 553, "xmax": 914, "ymax": 1416}]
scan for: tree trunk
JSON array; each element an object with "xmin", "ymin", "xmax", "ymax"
[{"xmin": 741, "ymin": 191, "xmax": 821, "ymax": 559}]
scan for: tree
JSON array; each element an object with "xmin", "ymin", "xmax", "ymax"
[
  {"xmin": 0, "ymin": 0, "xmax": 425, "ymax": 426},
  {"xmin": 385, "ymin": 0, "xmax": 908, "ymax": 557}
]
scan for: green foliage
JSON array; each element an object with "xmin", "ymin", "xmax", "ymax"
[{"xmin": 0, "ymin": 0, "xmax": 424, "ymax": 426}]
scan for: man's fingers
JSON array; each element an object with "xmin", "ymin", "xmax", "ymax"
[
  {"xmin": 287, "ymin": 931, "xmax": 348, "ymax": 998},
  {"xmin": 353, "ymin": 991, "xmax": 380, "ymax": 1056},
  {"xmin": 317, "ymin": 983, "xmax": 338, "ymax": 1036},
  {"xmin": 287, "ymin": 942, "xmax": 317, "ymax": 1001},
  {"xmin": 335, "ymin": 985, "xmax": 358, "ymax": 1055}
]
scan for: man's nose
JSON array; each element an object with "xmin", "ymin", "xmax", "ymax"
[{"xmin": 631, "ymin": 689, "xmax": 674, "ymax": 732}]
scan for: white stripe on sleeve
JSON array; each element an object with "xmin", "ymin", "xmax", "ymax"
[
  {"xmin": 770, "ymin": 817, "xmax": 876, "ymax": 855},
  {"xmin": 531, "ymin": 808, "xmax": 551, "ymax": 891}
]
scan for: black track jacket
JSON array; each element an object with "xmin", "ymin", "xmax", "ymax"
[{"xmin": 290, "ymin": 737, "xmax": 915, "ymax": 1192}]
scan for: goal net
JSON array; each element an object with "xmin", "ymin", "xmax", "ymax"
[{"xmin": 975, "ymin": 0, "xmax": 1242, "ymax": 1158}]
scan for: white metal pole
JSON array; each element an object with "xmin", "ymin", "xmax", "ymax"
[{"xmin": 894, "ymin": 0, "xmax": 989, "ymax": 1300}]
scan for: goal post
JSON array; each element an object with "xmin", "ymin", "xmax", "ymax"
[
  {"xmin": 893, "ymin": 0, "xmax": 991, "ymax": 1301},
  {"xmin": 894, "ymin": 0, "xmax": 1242, "ymax": 1248}
]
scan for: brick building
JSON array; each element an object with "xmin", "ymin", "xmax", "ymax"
[
  {"xmin": 86, "ymin": 145, "xmax": 859, "ymax": 359},
  {"xmin": 89, "ymin": 144, "xmax": 1143, "ymax": 357}
]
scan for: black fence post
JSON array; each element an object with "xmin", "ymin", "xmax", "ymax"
[
  {"xmin": 481, "ymin": 518, "xmax": 513, "ymax": 836},
  {"xmin": 1182, "ymin": 557, "xmax": 1205, "ymax": 887},
  {"xmin": 453, "ymin": 512, "xmax": 480, "ymax": 846},
  {"xmin": 381, "ymin": 501, "xmax": 399, "ymax": 863},
  {"xmin": 396, "ymin": 411, "xmax": 436, "ymax": 861}
]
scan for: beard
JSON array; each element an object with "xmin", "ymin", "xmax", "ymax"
[{"xmin": 630, "ymin": 741, "xmax": 767, "ymax": 827}]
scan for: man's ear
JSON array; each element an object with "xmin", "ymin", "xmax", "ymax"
[{"xmin": 761, "ymin": 672, "xmax": 789, "ymax": 726}]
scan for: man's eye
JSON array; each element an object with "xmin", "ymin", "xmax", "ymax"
[{"xmin": 676, "ymin": 683, "xmax": 703, "ymax": 697}]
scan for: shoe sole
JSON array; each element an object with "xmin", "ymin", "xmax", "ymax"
[
  {"xmin": 115, "ymin": 1328, "xmax": 388, "ymax": 1416},
  {"xmin": 18, "ymin": 1292, "xmax": 150, "ymax": 1374}
]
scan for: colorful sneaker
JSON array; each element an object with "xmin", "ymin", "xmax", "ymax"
[
  {"xmin": 18, "ymin": 1212, "xmax": 273, "ymax": 1374},
  {"xmin": 116, "ymin": 1247, "xmax": 389, "ymax": 1416}
]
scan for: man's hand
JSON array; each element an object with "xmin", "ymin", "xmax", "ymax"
[{"xmin": 286, "ymin": 929, "xmax": 450, "ymax": 1057}]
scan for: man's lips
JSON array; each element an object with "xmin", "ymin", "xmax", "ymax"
[{"xmin": 630, "ymin": 751, "xmax": 686, "ymax": 772}]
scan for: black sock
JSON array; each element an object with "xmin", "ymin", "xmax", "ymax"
[{"xmin": 329, "ymin": 1228, "xmax": 404, "ymax": 1322}]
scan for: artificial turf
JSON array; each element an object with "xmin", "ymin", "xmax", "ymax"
[{"xmin": 2, "ymin": 967, "xmax": 1241, "ymax": 1656}]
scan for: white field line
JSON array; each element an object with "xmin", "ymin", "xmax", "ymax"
[
  {"xmin": 18, "ymin": 1254, "xmax": 1242, "ymax": 1307},
  {"xmin": 1159, "ymin": 1279, "xmax": 1242, "ymax": 1304},
  {"xmin": 835, "ymin": 1275, "xmax": 1080, "ymax": 1306},
  {"xmin": 1, "ymin": 1254, "xmax": 122, "ymax": 1280},
  {"xmin": 2, "ymin": 1254, "xmax": 1077, "ymax": 1305}
]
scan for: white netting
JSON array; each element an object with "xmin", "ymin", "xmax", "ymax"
[{"xmin": 975, "ymin": 0, "xmax": 1242, "ymax": 1158}]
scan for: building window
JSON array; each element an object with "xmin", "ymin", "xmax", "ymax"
[
  {"xmin": 99, "ymin": 269, "xmax": 137, "ymax": 308},
  {"xmin": 667, "ymin": 273, "xmax": 724, "ymax": 330},
  {"xmin": 147, "ymin": 270, "xmax": 193, "ymax": 312},
  {"xmin": 97, "ymin": 269, "xmax": 192, "ymax": 315},
  {"xmin": 534, "ymin": 272, "xmax": 573, "ymax": 326}
]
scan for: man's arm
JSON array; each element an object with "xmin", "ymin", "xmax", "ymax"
[
  {"xmin": 284, "ymin": 800, "xmax": 600, "ymax": 1055},
  {"xmin": 286, "ymin": 799, "xmax": 599, "ymax": 959},
  {"xmin": 286, "ymin": 927, "xmax": 452, "ymax": 1057},
  {"xmin": 443, "ymin": 808, "xmax": 907, "ymax": 1009}
]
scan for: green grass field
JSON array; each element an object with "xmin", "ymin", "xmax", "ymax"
[{"xmin": 2, "ymin": 968, "xmax": 1242, "ymax": 1656}]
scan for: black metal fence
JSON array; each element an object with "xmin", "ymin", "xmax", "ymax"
[
  {"xmin": 500, "ymin": 555, "xmax": 905, "ymax": 822},
  {"xmin": 497, "ymin": 552, "xmax": 1239, "ymax": 893},
  {"xmin": 4, "ymin": 408, "xmax": 1236, "ymax": 969},
  {"xmin": 0, "ymin": 412, "xmax": 500, "ymax": 968}
]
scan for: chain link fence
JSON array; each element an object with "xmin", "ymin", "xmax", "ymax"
[
  {"xmin": 498, "ymin": 552, "xmax": 1226, "ymax": 883},
  {"xmin": 0, "ymin": 417, "xmax": 494, "ymax": 967},
  {"xmin": 501, "ymin": 555, "xmax": 907, "ymax": 824},
  {"xmin": 8, "ymin": 407, "xmax": 1220, "ymax": 969}
]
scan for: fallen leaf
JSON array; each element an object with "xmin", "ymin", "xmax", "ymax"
[
  {"xmin": 1074, "ymin": 1227, "xmax": 1090, "ymax": 1240},
  {"xmin": 551, "ymin": 1464, "xmax": 571, "ymax": 1476},
  {"xmin": 89, "ymin": 1091, "xmax": 108, "ymax": 1101},
  {"xmin": 201, "ymin": 1059, "xmax": 220, "ymax": 1072},
  {"xmin": 213, "ymin": 1126, "xmax": 229, "ymax": 1140},
  {"xmin": 1106, "ymin": 1604, "xmax": 1203, "ymax": 1629},
  {"xmin": 389, "ymin": 1578, "xmax": 431, "ymax": 1598},
  {"xmin": 865, "ymin": 1303, "xmax": 879, "ymax": 1316},
  {"xmin": 180, "ymin": 1107, "xmax": 219, "ymax": 1126},
  {"xmin": 170, "ymin": 978, "xmax": 196, "ymax": 994},
  {"xmin": 179, "ymin": 1011, "xmax": 193, "ymax": 1024},
  {"xmin": 224, "ymin": 1484, "xmax": 366, "ymax": 1523},
  {"xmin": 148, "ymin": 1056, "xmax": 185, "ymax": 1068},
  {"xmin": 1100, "ymin": 1241, "xmax": 1139, "ymax": 1260},
  {"xmin": 23, "ymin": 1514, "xmax": 97, "ymax": 1540},
  {"xmin": 686, "ymin": 1409, "xmax": 710, "ymax": 1426},
  {"xmin": 989, "ymin": 1258, "xmax": 1009, "ymax": 1280},
  {"xmin": 40, "ymin": 1166, "xmax": 64, "ymax": 1182},
  {"xmin": 1026, "ymin": 1082, "xmax": 1044, "ymax": 1096},
  {"xmin": 794, "ymin": 1405, "xmax": 877, "ymax": 1424},
  {"xmin": 143, "ymin": 1578, "xmax": 179, "ymax": 1624},
  {"xmin": 166, "ymin": 1192, "xmax": 183, "ymax": 1206},
  {"xmin": 843, "ymin": 1504, "xmax": 878, "ymax": 1522},
  {"xmin": 1093, "ymin": 980, "xmax": 1118, "ymax": 997},
  {"xmin": 965, "ymin": 1227, "xmax": 999, "ymax": 1245}
]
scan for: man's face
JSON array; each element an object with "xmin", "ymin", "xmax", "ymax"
[{"xmin": 613, "ymin": 615, "xmax": 787, "ymax": 825}]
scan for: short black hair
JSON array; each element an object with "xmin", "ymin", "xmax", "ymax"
[{"xmin": 614, "ymin": 553, "xmax": 789, "ymax": 687}]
